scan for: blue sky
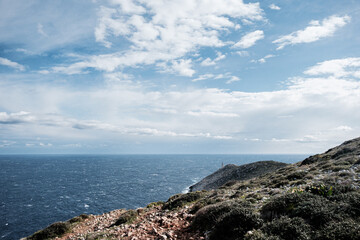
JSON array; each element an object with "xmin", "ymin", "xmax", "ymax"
[{"xmin": 1, "ymin": 0, "xmax": 360, "ymax": 154}]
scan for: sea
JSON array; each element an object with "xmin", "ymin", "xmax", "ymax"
[{"xmin": 0, "ymin": 154, "xmax": 308, "ymax": 239}]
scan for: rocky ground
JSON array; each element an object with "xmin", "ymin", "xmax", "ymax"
[{"xmin": 25, "ymin": 137, "xmax": 360, "ymax": 240}]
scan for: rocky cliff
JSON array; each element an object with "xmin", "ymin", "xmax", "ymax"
[
  {"xmin": 25, "ymin": 137, "xmax": 360, "ymax": 240},
  {"xmin": 190, "ymin": 161, "xmax": 288, "ymax": 192}
]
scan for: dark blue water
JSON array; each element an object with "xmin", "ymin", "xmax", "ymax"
[{"xmin": 0, "ymin": 154, "xmax": 308, "ymax": 239}]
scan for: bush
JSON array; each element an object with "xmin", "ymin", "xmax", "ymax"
[
  {"xmin": 146, "ymin": 201, "xmax": 164, "ymax": 208},
  {"xmin": 261, "ymin": 216, "xmax": 311, "ymax": 240},
  {"xmin": 286, "ymin": 171, "xmax": 307, "ymax": 181},
  {"xmin": 305, "ymin": 184, "xmax": 333, "ymax": 197},
  {"xmin": 331, "ymin": 192, "xmax": 360, "ymax": 218},
  {"xmin": 189, "ymin": 198, "xmax": 220, "ymax": 214},
  {"xmin": 162, "ymin": 191, "xmax": 206, "ymax": 210},
  {"xmin": 261, "ymin": 192, "xmax": 318, "ymax": 220},
  {"xmin": 68, "ymin": 214, "xmax": 89, "ymax": 223},
  {"xmin": 27, "ymin": 222, "xmax": 71, "ymax": 240},
  {"xmin": 191, "ymin": 200, "xmax": 247, "ymax": 232},
  {"xmin": 221, "ymin": 180, "xmax": 239, "ymax": 188},
  {"xmin": 112, "ymin": 210, "xmax": 138, "ymax": 226},
  {"xmin": 261, "ymin": 192, "xmax": 340, "ymax": 227},
  {"xmin": 325, "ymin": 183, "xmax": 355, "ymax": 195},
  {"xmin": 244, "ymin": 230, "xmax": 281, "ymax": 240},
  {"xmin": 291, "ymin": 195, "xmax": 335, "ymax": 227},
  {"xmin": 209, "ymin": 207, "xmax": 262, "ymax": 240},
  {"xmin": 315, "ymin": 219, "xmax": 360, "ymax": 240}
]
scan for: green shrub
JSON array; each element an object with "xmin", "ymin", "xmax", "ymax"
[
  {"xmin": 315, "ymin": 219, "xmax": 360, "ymax": 240},
  {"xmin": 331, "ymin": 147, "xmax": 353, "ymax": 159},
  {"xmin": 286, "ymin": 171, "xmax": 307, "ymax": 181},
  {"xmin": 220, "ymin": 180, "xmax": 239, "ymax": 188},
  {"xmin": 27, "ymin": 222, "xmax": 71, "ymax": 240},
  {"xmin": 329, "ymin": 165, "xmax": 351, "ymax": 172},
  {"xmin": 305, "ymin": 184, "xmax": 333, "ymax": 197},
  {"xmin": 261, "ymin": 192, "xmax": 318, "ymax": 220},
  {"xmin": 244, "ymin": 230, "xmax": 280, "ymax": 240},
  {"xmin": 291, "ymin": 196, "xmax": 335, "ymax": 227},
  {"xmin": 85, "ymin": 232, "xmax": 116, "ymax": 240},
  {"xmin": 162, "ymin": 191, "xmax": 206, "ymax": 210},
  {"xmin": 191, "ymin": 200, "xmax": 247, "ymax": 232},
  {"xmin": 68, "ymin": 214, "xmax": 89, "ymax": 223},
  {"xmin": 146, "ymin": 201, "xmax": 164, "ymax": 208},
  {"xmin": 209, "ymin": 207, "xmax": 262, "ymax": 240},
  {"xmin": 331, "ymin": 192, "xmax": 360, "ymax": 217},
  {"xmin": 326, "ymin": 183, "xmax": 355, "ymax": 195},
  {"xmin": 261, "ymin": 216, "xmax": 311, "ymax": 240},
  {"xmin": 112, "ymin": 210, "xmax": 138, "ymax": 226},
  {"xmin": 261, "ymin": 191, "xmax": 343, "ymax": 226},
  {"xmin": 333, "ymin": 160, "xmax": 352, "ymax": 166},
  {"xmin": 269, "ymin": 177, "xmax": 290, "ymax": 188},
  {"xmin": 189, "ymin": 198, "xmax": 220, "ymax": 214}
]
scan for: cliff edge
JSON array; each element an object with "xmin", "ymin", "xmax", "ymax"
[{"xmin": 190, "ymin": 161, "xmax": 288, "ymax": 192}]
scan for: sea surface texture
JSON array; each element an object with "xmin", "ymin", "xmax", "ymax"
[{"xmin": 0, "ymin": 154, "xmax": 307, "ymax": 239}]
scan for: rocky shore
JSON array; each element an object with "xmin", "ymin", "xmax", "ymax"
[{"xmin": 24, "ymin": 137, "xmax": 360, "ymax": 240}]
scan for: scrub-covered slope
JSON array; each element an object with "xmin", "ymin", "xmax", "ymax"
[
  {"xmin": 189, "ymin": 161, "xmax": 288, "ymax": 192},
  {"xmin": 24, "ymin": 137, "xmax": 360, "ymax": 240}
]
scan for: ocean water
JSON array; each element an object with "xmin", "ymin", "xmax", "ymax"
[{"xmin": 0, "ymin": 154, "xmax": 308, "ymax": 239}]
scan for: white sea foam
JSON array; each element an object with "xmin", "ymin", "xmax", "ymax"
[{"xmin": 181, "ymin": 187, "xmax": 189, "ymax": 194}]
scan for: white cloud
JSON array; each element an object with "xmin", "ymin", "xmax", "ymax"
[
  {"xmin": 0, "ymin": 57, "xmax": 25, "ymax": 71},
  {"xmin": 188, "ymin": 111, "xmax": 238, "ymax": 117},
  {"xmin": 269, "ymin": 4, "xmax": 280, "ymax": 10},
  {"xmin": 252, "ymin": 54, "xmax": 275, "ymax": 63},
  {"xmin": 2, "ymin": 57, "xmax": 360, "ymax": 152},
  {"xmin": 52, "ymin": 0, "xmax": 263, "ymax": 74},
  {"xmin": 200, "ymin": 58, "xmax": 216, "ymax": 66},
  {"xmin": 226, "ymin": 76, "xmax": 240, "ymax": 84},
  {"xmin": 235, "ymin": 51, "xmax": 249, "ymax": 57},
  {"xmin": 233, "ymin": 30, "xmax": 264, "ymax": 49},
  {"xmin": 273, "ymin": 15, "xmax": 351, "ymax": 50},
  {"xmin": 334, "ymin": 125, "xmax": 353, "ymax": 131},
  {"xmin": 192, "ymin": 72, "xmax": 240, "ymax": 83},
  {"xmin": 200, "ymin": 52, "xmax": 226, "ymax": 66},
  {"xmin": 15, "ymin": 48, "xmax": 36, "ymax": 55},
  {"xmin": 0, "ymin": 111, "xmax": 34, "ymax": 123},
  {"xmin": 104, "ymin": 72, "xmax": 134, "ymax": 84},
  {"xmin": 168, "ymin": 59, "xmax": 195, "ymax": 77},
  {"xmin": 39, "ymin": 142, "xmax": 52, "ymax": 147},
  {"xmin": 304, "ymin": 57, "xmax": 360, "ymax": 78},
  {"xmin": 192, "ymin": 74, "xmax": 215, "ymax": 82},
  {"xmin": 37, "ymin": 23, "xmax": 48, "ymax": 37}
]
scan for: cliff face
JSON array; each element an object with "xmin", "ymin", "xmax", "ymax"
[
  {"xmin": 25, "ymin": 137, "xmax": 360, "ymax": 240},
  {"xmin": 190, "ymin": 161, "xmax": 288, "ymax": 192}
]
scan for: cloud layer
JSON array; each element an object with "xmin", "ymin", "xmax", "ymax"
[
  {"xmin": 273, "ymin": 15, "xmax": 351, "ymax": 50},
  {"xmin": 1, "ymin": 57, "xmax": 360, "ymax": 152},
  {"xmin": 0, "ymin": 57, "xmax": 25, "ymax": 71},
  {"xmin": 49, "ymin": 0, "xmax": 263, "ymax": 75}
]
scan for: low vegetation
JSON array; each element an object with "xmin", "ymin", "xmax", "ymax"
[
  {"xmin": 24, "ymin": 137, "xmax": 360, "ymax": 240},
  {"xmin": 112, "ymin": 210, "xmax": 138, "ymax": 226},
  {"xmin": 27, "ymin": 222, "xmax": 71, "ymax": 240},
  {"xmin": 162, "ymin": 191, "xmax": 208, "ymax": 210}
]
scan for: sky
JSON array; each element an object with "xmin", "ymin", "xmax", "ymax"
[{"xmin": 0, "ymin": 0, "xmax": 360, "ymax": 154}]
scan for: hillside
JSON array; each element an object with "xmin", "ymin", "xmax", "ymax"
[
  {"xmin": 190, "ymin": 161, "xmax": 288, "ymax": 192},
  {"xmin": 24, "ymin": 137, "xmax": 360, "ymax": 240}
]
